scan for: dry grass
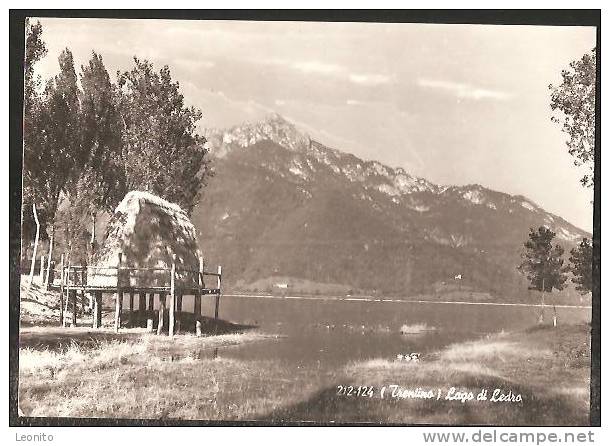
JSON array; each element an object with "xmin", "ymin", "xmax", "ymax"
[
  {"xmin": 18, "ymin": 324, "xmax": 592, "ymax": 424},
  {"xmin": 334, "ymin": 324, "xmax": 592, "ymax": 425},
  {"xmin": 439, "ymin": 338, "xmax": 548, "ymax": 363},
  {"xmin": 18, "ymin": 329, "xmax": 315, "ymax": 420}
]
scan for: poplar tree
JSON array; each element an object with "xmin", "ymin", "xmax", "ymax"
[{"xmin": 117, "ymin": 58, "xmax": 211, "ymax": 214}]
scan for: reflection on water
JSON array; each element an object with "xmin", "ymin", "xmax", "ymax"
[{"xmin": 179, "ymin": 295, "xmax": 591, "ymax": 367}]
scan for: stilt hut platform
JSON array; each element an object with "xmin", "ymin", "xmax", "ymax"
[{"xmin": 46, "ymin": 191, "xmax": 223, "ymax": 337}]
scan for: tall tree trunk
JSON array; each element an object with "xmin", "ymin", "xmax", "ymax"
[
  {"xmin": 90, "ymin": 212, "xmax": 96, "ymax": 246},
  {"xmin": 44, "ymin": 224, "xmax": 54, "ymax": 288},
  {"xmin": 27, "ymin": 203, "xmax": 40, "ymax": 291},
  {"xmin": 538, "ymin": 278, "xmax": 546, "ymax": 324},
  {"xmin": 87, "ymin": 212, "xmax": 96, "ymax": 310}
]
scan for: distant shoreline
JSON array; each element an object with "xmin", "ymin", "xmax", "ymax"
[{"xmin": 222, "ymin": 293, "xmax": 592, "ymax": 309}]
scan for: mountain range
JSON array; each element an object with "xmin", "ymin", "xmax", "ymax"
[{"xmin": 191, "ymin": 113, "xmax": 589, "ymax": 300}]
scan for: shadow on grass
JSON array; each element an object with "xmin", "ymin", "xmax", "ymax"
[
  {"xmin": 259, "ymin": 373, "xmax": 588, "ymax": 425},
  {"xmin": 123, "ymin": 310, "xmax": 257, "ymax": 335},
  {"xmin": 20, "ymin": 297, "xmax": 61, "ymax": 311},
  {"xmin": 20, "ymin": 311, "xmax": 257, "ymax": 352},
  {"xmin": 18, "ymin": 327, "xmax": 143, "ymax": 352}
]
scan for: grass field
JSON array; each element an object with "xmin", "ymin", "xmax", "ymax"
[{"xmin": 18, "ymin": 322, "xmax": 591, "ymax": 424}]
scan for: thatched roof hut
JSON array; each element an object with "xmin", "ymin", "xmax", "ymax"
[{"xmin": 88, "ymin": 191, "xmax": 202, "ymax": 288}]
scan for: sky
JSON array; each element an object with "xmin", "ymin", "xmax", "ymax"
[{"xmin": 32, "ymin": 18, "xmax": 596, "ymax": 231}]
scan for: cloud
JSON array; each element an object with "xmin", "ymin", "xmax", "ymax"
[
  {"xmin": 266, "ymin": 58, "xmax": 393, "ymax": 87},
  {"xmin": 291, "ymin": 60, "xmax": 344, "ymax": 75},
  {"xmin": 349, "ymin": 73, "xmax": 393, "ymax": 86},
  {"xmin": 173, "ymin": 59, "xmax": 216, "ymax": 71},
  {"xmin": 417, "ymin": 78, "xmax": 511, "ymax": 101},
  {"xmin": 346, "ymin": 99, "xmax": 366, "ymax": 106}
]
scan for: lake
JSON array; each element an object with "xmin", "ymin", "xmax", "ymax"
[{"xmin": 192, "ymin": 294, "xmax": 591, "ymax": 367}]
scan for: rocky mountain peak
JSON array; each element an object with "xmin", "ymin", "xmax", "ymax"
[
  {"xmin": 193, "ymin": 114, "xmax": 590, "ymax": 298},
  {"xmin": 205, "ymin": 113, "xmax": 311, "ymax": 157},
  {"xmin": 203, "ymin": 114, "xmax": 588, "ymax": 243}
]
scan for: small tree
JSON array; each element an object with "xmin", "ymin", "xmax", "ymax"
[
  {"xmin": 569, "ymin": 238, "xmax": 593, "ymax": 295},
  {"xmin": 549, "ymin": 48, "xmax": 596, "ymax": 188},
  {"xmin": 517, "ymin": 226, "xmax": 568, "ymax": 326}
]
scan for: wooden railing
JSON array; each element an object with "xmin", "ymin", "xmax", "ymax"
[{"xmin": 46, "ymin": 253, "xmax": 222, "ymax": 336}]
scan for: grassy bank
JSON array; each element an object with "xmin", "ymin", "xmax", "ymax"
[
  {"xmin": 272, "ymin": 323, "xmax": 591, "ymax": 425},
  {"xmin": 18, "ymin": 323, "xmax": 590, "ymax": 424}
]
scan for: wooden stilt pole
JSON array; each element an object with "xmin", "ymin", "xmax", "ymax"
[
  {"xmin": 194, "ymin": 257, "xmax": 203, "ymax": 319},
  {"xmin": 138, "ymin": 291, "xmax": 146, "ymax": 321},
  {"xmin": 176, "ymin": 290, "xmax": 182, "ymax": 334},
  {"xmin": 70, "ymin": 289, "xmax": 77, "ymax": 327},
  {"xmin": 214, "ymin": 265, "xmax": 222, "ymax": 320},
  {"xmin": 63, "ymin": 263, "xmax": 71, "ymax": 327},
  {"xmin": 169, "ymin": 257, "xmax": 176, "ymax": 337},
  {"xmin": 114, "ymin": 253, "xmax": 123, "ymax": 333},
  {"xmin": 157, "ymin": 293, "xmax": 165, "ymax": 335},
  {"xmin": 128, "ymin": 292, "xmax": 134, "ymax": 327},
  {"xmin": 92, "ymin": 293, "xmax": 97, "ymax": 328},
  {"xmin": 148, "ymin": 292, "xmax": 154, "ymax": 311},
  {"xmin": 79, "ymin": 288, "xmax": 86, "ymax": 316},
  {"xmin": 93, "ymin": 292, "xmax": 102, "ymax": 328},
  {"xmin": 59, "ymin": 254, "xmax": 65, "ymax": 326}
]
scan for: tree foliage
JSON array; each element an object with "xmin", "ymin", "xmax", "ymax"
[
  {"xmin": 22, "ymin": 23, "xmax": 212, "ymax": 262},
  {"xmin": 30, "ymin": 49, "xmax": 83, "ymax": 219},
  {"xmin": 24, "ymin": 18, "xmax": 47, "ymax": 115},
  {"xmin": 569, "ymin": 238, "xmax": 592, "ymax": 294},
  {"xmin": 22, "ymin": 19, "xmax": 48, "ymax": 242},
  {"xmin": 517, "ymin": 226, "xmax": 568, "ymax": 293},
  {"xmin": 549, "ymin": 48, "xmax": 596, "ymax": 188},
  {"xmin": 117, "ymin": 58, "xmax": 211, "ymax": 214},
  {"xmin": 76, "ymin": 52, "xmax": 126, "ymax": 211}
]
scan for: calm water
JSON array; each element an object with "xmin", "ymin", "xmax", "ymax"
[{"xmin": 190, "ymin": 295, "xmax": 591, "ymax": 367}]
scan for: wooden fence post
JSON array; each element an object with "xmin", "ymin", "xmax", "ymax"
[
  {"xmin": 59, "ymin": 254, "xmax": 64, "ymax": 326},
  {"xmin": 214, "ymin": 265, "xmax": 222, "ymax": 320},
  {"xmin": 168, "ymin": 257, "xmax": 176, "ymax": 337},
  {"xmin": 194, "ymin": 257, "xmax": 203, "ymax": 319},
  {"xmin": 114, "ymin": 253, "xmax": 123, "ymax": 333}
]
